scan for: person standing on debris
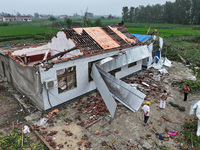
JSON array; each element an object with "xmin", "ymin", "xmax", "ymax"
[
  {"xmin": 160, "ymin": 90, "xmax": 168, "ymax": 109},
  {"xmin": 184, "ymin": 84, "xmax": 190, "ymax": 101},
  {"xmin": 142, "ymin": 101, "xmax": 150, "ymax": 126}
]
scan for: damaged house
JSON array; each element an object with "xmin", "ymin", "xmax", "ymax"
[{"xmin": 0, "ymin": 26, "xmax": 153, "ymax": 117}]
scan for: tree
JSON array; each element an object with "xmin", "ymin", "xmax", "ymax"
[
  {"xmin": 0, "ymin": 12, "xmax": 11, "ymax": 16},
  {"xmin": 151, "ymin": 4, "xmax": 164, "ymax": 23},
  {"xmin": 94, "ymin": 18, "xmax": 102, "ymax": 26},
  {"xmin": 191, "ymin": 0, "xmax": 200, "ymax": 24},
  {"xmin": 163, "ymin": 1, "xmax": 174, "ymax": 23},
  {"xmin": 64, "ymin": 17, "xmax": 72, "ymax": 28},
  {"xmin": 49, "ymin": 16, "xmax": 57, "ymax": 21},
  {"xmin": 34, "ymin": 12, "xmax": 39, "ymax": 18},
  {"xmin": 82, "ymin": 8, "xmax": 93, "ymax": 27},
  {"xmin": 16, "ymin": 12, "xmax": 21, "ymax": 17},
  {"xmin": 107, "ymin": 14, "xmax": 113, "ymax": 20},
  {"xmin": 173, "ymin": 0, "xmax": 191, "ymax": 24},
  {"xmin": 145, "ymin": 5, "xmax": 152, "ymax": 22},
  {"xmin": 122, "ymin": 7, "xmax": 129, "ymax": 22},
  {"xmin": 121, "ymin": 0, "xmax": 199, "ymax": 25},
  {"xmin": 129, "ymin": 7, "xmax": 135, "ymax": 22}
]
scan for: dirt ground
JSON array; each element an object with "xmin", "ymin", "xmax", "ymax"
[{"xmin": 0, "ymin": 61, "xmax": 199, "ymax": 150}]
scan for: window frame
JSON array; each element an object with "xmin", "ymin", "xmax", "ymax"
[
  {"xmin": 128, "ymin": 62, "xmax": 137, "ymax": 68},
  {"xmin": 88, "ymin": 59, "xmax": 102, "ymax": 82},
  {"xmin": 56, "ymin": 66, "xmax": 77, "ymax": 94}
]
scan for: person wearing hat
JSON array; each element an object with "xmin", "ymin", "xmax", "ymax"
[{"xmin": 142, "ymin": 101, "xmax": 151, "ymax": 126}]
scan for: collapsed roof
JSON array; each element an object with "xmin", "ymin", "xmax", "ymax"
[{"xmin": 9, "ymin": 26, "xmax": 144, "ymax": 68}]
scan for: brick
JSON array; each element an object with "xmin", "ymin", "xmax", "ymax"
[{"xmin": 114, "ymin": 130, "xmax": 119, "ymax": 134}]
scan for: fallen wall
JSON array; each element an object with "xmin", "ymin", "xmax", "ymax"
[{"xmin": 9, "ymin": 57, "xmax": 44, "ymax": 109}]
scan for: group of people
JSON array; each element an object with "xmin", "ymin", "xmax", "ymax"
[{"xmin": 142, "ymin": 84, "xmax": 190, "ymax": 126}]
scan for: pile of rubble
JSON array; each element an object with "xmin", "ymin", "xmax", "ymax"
[
  {"xmin": 123, "ymin": 69, "xmax": 169, "ymax": 103},
  {"xmin": 22, "ymin": 62, "xmax": 198, "ymax": 150},
  {"xmin": 26, "ymin": 93, "xmax": 110, "ymax": 149}
]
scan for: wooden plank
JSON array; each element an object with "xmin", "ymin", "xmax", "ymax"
[
  {"xmin": 85, "ymin": 118, "xmax": 101, "ymax": 129},
  {"xmin": 28, "ymin": 123, "xmax": 54, "ymax": 150},
  {"xmin": 178, "ymin": 54, "xmax": 186, "ymax": 63}
]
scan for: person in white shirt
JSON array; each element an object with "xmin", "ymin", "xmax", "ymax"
[
  {"xmin": 160, "ymin": 90, "xmax": 168, "ymax": 109},
  {"xmin": 142, "ymin": 101, "xmax": 151, "ymax": 126}
]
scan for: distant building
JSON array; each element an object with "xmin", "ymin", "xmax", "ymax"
[
  {"xmin": 0, "ymin": 16, "xmax": 3, "ymax": 21},
  {"xmin": 86, "ymin": 12, "xmax": 93, "ymax": 18},
  {"xmin": 2, "ymin": 16, "xmax": 17, "ymax": 21},
  {"xmin": 58, "ymin": 15, "xmax": 67, "ymax": 19},
  {"xmin": 39, "ymin": 15, "xmax": 51, "ymax": 19},
  {"xmin": 2, "ymin": 16, "xmax": 32, "ymax": 22},
  {"xmin": 19, "ymin": 16, "xmax": 32, "ymax": 21},
  {"xmin": 73, "ymin": 13, "xmax": 81, "ymax": 18}
]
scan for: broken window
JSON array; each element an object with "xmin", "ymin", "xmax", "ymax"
[
  {"xmin": 128, "ymin": 62, "xmax": 137, "ymax": 68},
  {"xmin": 108, "ymin": 68, "xmax": 121, "ymax": 77},
  {"xmin": 88, "ymin": 59, "xmax": 102, "ymax": 82},
  {"xmin": 56, "ymin": 66, "xmax": 77, "ymax": 93}
]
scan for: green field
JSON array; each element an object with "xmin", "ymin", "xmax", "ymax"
[
  {"xmin": 0, "ymin": 26, "xmax": 58, "ymax": 37},
  {"xmin": 1, "ymin": 25, "xmax": 199, "ymax": 38},
  {"xmin": 127, "ymin": 28, "xmax": 200, "ymax": 37}
]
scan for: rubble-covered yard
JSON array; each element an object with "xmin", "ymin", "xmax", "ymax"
[{"xmin": 0, "ymin": 61, "xmax": 199, "ymax": 150}]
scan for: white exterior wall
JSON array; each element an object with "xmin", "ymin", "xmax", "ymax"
[
  {"xmin": 39, "ymin": 49, "xmax": 143, "ymax": 110},
  {"xmin": 115, "ymin": 60, "xmax": 142, "ymax": 79},
  {"xmin": 47, "ymin": 31, "xmax": 76, "ymax": 52}
]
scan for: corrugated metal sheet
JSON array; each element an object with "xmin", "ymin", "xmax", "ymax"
[
  {"xmin": 100, "ymin": 45, "xmax": 150, "ymax": 72},
  {"xmin": 91, "ymin": 64, "xmax": 117, "ymax": 118},
  {"xmin": 91, "ymin": 45, "xmax": 148, "ymax": 116},
  {"xmin": 96, "ymin": 65, "xmax": 146, "ymax": 112}
]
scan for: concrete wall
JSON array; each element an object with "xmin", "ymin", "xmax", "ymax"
[
  {"xmin": 116, "ymin": 60, "xmax": 142, "ymax": 79},
  {"xmin": 9, "ymin": 58, "xmax": 44, "ymax": 109},
  {"xmin": 0, "ymin": 54, "xmax": 12, "ymax": 82}
]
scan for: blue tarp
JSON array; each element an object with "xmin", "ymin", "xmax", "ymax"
[{"xmin": 132, "ymin": 34, "xmax": 151, "ymax": 42}]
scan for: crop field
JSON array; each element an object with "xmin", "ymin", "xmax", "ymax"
[
  {"xmin": 127, "ymin": 28, "xmax": 200, "ymax": 37},
  {"xmin": 125, "ymin": 22, "xmax": 200, "ymax": 29},
  {"xmin": 0, "ymin": 26, "xmax": 58, "ymax": 37}
]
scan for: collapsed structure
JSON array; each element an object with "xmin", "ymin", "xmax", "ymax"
[{"xmin": 0, "ymin": 26, "xmax": 163, "ymax": 117}]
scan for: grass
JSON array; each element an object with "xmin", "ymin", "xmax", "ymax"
[
  {"xmin": 0, "ymin": 26, "xmax": 59, "ymax": 37},
  {"xmin": 125, "ymin": 22, "xmax": 200, "ymax": 30},
  {"xmin": 127, "ymin": 28, "xmax": 200, "ymax": 37},
  {"xmin": 182, "ymin": 121, "xmax": 200, "ymax": 149}
]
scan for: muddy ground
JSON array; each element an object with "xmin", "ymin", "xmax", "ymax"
[{"xmin": 0, "ymin": 61, "xmax": 199, "ymax": 150}]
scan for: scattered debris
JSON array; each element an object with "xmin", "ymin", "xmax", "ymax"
[{"xmin": 23, "ymin": 125, "xmax": 30, "ymax": 134}]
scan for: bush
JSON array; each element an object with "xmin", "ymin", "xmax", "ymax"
[
  {"xmin": 0, "ymin": 35, "xmax": 34, "ymax": 42},
  {"xmin": 0, "ymin": 22, "xmax": 9, "ymax": 26},
  {"xmin": 72, "ymin": 22, "xmax": 82, "ymax": 27},
  {"xmin": 64, "ymin": 18, "xmax": 72, "ymax": 28},
  {"xmin": 0, "ymin": 129, "xmax": 44, "ymax": 149},
  {"xmin": 45, "ymin": 30, "xmax": 56, "ymax": 40},
  {"xmin": 33, "ymin": 35, "xmax": 45, "ymax": 40},
  {"xmin": 180, "ymin": 80, "xmax": 200, "ymax": 93},
  {"xmin": 182, "ymin": 121, "xmax": 200, "ymax": 149},
  {"xmin": 51, "ymin": 21, "xmax": 65, "ymax": 28}
]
